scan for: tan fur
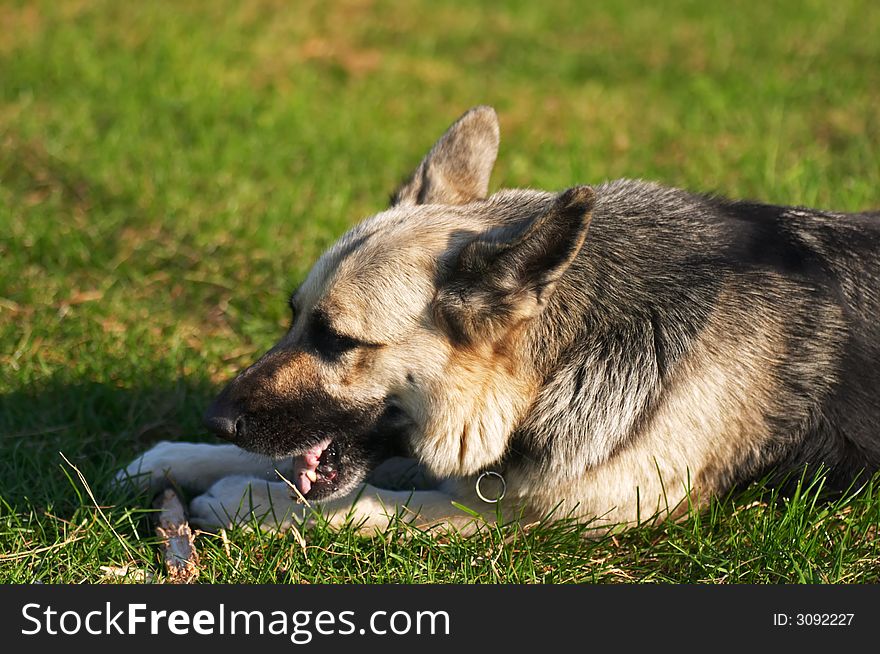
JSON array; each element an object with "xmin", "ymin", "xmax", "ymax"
[
  {"xmin": 261, "ymin": 351, "xmax": 320, "ymax": 396},
  {"xmin": 412, "ymin": 339, "xmax": 541, "ymax": 478}
]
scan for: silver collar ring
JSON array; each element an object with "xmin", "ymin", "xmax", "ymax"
[{"xmin": 475, "ymin": 470, "xmax": 506, "ymax": 504}]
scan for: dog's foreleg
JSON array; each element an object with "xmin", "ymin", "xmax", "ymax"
[
  {"xmin": 187, "ymin": 479, "xmax": 500, "ymax": 535},
  {"xmin": 188, "ymin": 476, "xmax": 307, "ymax": 531},
  {"xmin": 316, "ymin": 484, "xmax": 495, "ymax": 534},
  {"xmin": 115, "ymin": 441, "xmax": 290, "ymax": 495}
]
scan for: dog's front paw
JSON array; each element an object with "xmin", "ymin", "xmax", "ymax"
[
  {"xmin": 114, "ymin": 441, "xmax": 194, "ymax": 495},
  {"xmin": 114, "ymin": 441, "xmax": 273, "ymax": 496},
  {"xmin": 189, "ymin": 477, "xmax": 308, "ymax": 531}
]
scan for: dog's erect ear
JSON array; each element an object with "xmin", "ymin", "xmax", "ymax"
[
  {"xmin": 390, "ymin": 106, "xmax": 500, "ymax": 207},
  {"xmin": 433, "ymin": 186, "xmax": 595, "ymax": 344}
]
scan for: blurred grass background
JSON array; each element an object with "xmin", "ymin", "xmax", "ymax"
[{"xmin": 0, "ymin": 0, "xmax": 878, "ymax": 583}]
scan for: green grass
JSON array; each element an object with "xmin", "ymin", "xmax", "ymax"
[{"xmin": 1, "ymin": 0, "xmax": 878, "ymax": 583}]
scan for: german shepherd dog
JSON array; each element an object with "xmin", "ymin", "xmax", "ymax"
[{"xmin": 120, "ymin": 106, "xmax": 880, "ymax": 533}]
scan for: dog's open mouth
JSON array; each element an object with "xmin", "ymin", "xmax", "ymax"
[{"xmin": 291, "ymin": 438, "xmax": 340, "ymax": 497}]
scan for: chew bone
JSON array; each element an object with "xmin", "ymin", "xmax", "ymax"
[{"xmin": 154, "ymin": 488, "xmax": 200, "ymax": 584}]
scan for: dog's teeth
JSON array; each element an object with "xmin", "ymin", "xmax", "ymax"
[{"xmin": 305, "ymin": 470, "xmax": 318, "ymax": 482}]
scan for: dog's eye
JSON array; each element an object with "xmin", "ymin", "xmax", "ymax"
[{"xmin": 309, "ymin": 312, "xmax": 360, "ymax": 359}]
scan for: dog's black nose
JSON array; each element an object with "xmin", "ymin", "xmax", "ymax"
[
  {"xmin": 204, "ymin": 415, "xmax": 236, "ymax": 440},
  {"xmin": 203, "ymin": 401, "xmax": 242, "ymax": 442}
]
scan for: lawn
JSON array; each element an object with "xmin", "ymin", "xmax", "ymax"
[{"xmin": 1, "ymin": 0, "xmax": 878, "ymax": 583}]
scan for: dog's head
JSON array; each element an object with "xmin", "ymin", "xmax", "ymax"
[{"xmin": 204, "ymin": 106, "xmax": 595, "ymax": 500}]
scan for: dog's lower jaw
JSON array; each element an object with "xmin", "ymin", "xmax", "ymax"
[{"xmin": 295, "ymin": 472, "xmax": 366, "ymax": 502}]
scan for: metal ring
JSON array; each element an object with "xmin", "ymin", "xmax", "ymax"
[{"xmin": 475, "ymin": 471, "xmax": 506, "ymax": 504}]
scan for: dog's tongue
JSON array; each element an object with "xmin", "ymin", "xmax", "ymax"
[{"xmin": 292, "ymin": 439, "xmax": 331, "ymax": 496}]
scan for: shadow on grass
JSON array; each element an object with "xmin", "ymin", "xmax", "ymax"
[{"xmin": 0, "ymin": 375, "xmax": 220, "ymax": 510}]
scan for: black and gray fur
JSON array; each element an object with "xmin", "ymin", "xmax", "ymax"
[{"xmin": 501, "ymin": 182, "xmax": 880, "ymax": 494}]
